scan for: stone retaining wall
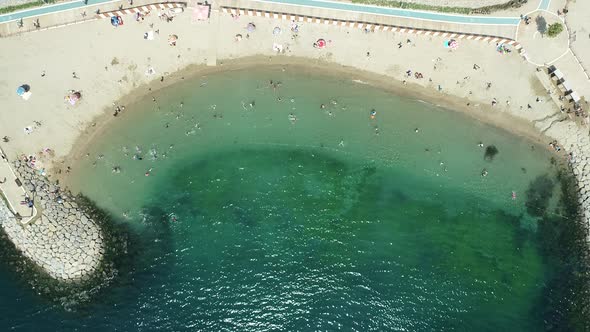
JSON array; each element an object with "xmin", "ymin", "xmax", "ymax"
[
  {"xmin": 0, "ymin": 0, "xmax": 40, "ymax": 9},
  {"xmin": 0, "ymin": 159, "xmax": 104, "ymax": 281},
  {"xmin": 397, "ymin": 0, "xmax": 510, "ymax": 8}
]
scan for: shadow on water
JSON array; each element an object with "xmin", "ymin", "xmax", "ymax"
[
  {"xmin": 0, "ymin": 195, "xmax": 132, "ymax": 310},
  {"xmin": 0, "ymin": 194, "xmax": 177, "ymax": 313},
  {"xmin": 484, "ymin": 145, "xmax": 499, "ymax": 161},
  {"xmin": 525, "ymin": 174, "xmax": 555, "ymax": 218},
  {"xmin": 526, "ymin": 168, "xmax": 590, "ymax": 331}
]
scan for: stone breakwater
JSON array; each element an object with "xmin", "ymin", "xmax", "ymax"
[
  {"xmin": 545, "ymin": 121, "xmax": 590, "ymax": 229},
  {"xmin": 0, "ymin": 159, "xmax": 104, "ymax": 281}
]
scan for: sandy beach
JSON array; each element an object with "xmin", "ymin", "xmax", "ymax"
[{"xmin": 0, "ymin": 6, "xmax": 584, "ymax": 184}]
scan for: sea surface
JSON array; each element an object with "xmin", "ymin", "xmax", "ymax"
[{"xmin": 0, "ymin": 66, "xmax": 582, "ymax": 331}]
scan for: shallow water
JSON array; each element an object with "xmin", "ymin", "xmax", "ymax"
[{"xmin": 0, "ymin": 66, "xmax": 571, "ymax": 331}]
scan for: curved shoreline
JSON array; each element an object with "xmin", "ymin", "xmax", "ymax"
[{"xmin": 62, "ymin": 56, "xmax": 552, "ymax": 186}]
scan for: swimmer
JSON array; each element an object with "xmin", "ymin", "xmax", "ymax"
[
  {"xmin": 180, "ymin": 102, "xmax": 184, "ymax": 108},
  {"xmin": 415, "ymin": 128, "xmax": 419, "ymax": 133},
  {"xmin": 512, "ymin": 191, "xmax": 517, "ymax": 200},
  {"xmin": 328, "ymin": 111, "xmax": 333, "ymax": 116},
  {"xmin": 478, "ymin": 142, "xmax": 484, "ymax": 148},
  {"xmin": 370, "ymin": 109, "xmax": 377, "ymax": 119},
  {"xmin": 249, "ymin": 101, "xmax": 255, "ymax": 108},
  {"xmin": 481, "ymin": 168, "xmax": 488, "ymax": 177},
  {"xmin": 288, "ymin": 113, "xmax": 297, "ymax": 123},
  {"xmin": 331, "ymin": 99, "xmax": 338, "ymax": 105},
  {"xmin": 112, "ymin": 166, "xmax": 121, "ymax": 173},
  {"xmin": 145, "ymin": 168, "xmax": 153, "ymax": 176},
  {"xmin": 321, "ymin": 104, "xmax": 326, "ymax": 109},
  {"xmin": 339, "ymin": 139, "xmax": 345, "ymax": 147}
]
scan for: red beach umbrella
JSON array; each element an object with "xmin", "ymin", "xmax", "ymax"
[{"xmin": 315, "ymin": 38, "xmax": 326, "ymax": 49}]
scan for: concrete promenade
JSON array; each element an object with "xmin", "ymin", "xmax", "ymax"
[{"xmin": 0, "ymin": 147, "xmax": 36, "ymax": 224}]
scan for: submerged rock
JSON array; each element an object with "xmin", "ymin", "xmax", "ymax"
[{"xmin": 484, "ymin": 145, "xmax": 499, "ymax": 161}]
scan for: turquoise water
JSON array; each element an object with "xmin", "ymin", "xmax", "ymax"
[{"xmin": 0, "ymin": 66, "xmax": 583, "ymax": 330}]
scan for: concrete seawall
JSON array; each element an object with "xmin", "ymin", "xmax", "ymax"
[{"xmin": 0, "ymin": 159, "xmax": 104, "ymax": 281}]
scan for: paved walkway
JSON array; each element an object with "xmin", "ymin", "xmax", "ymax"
[
  {"xmin": 0, "ymin": 148, "xmax": 36, "ymax": 224},
  {"xmin": 0, "ymin": 0, "xmax": 549, "ymax": 24}
]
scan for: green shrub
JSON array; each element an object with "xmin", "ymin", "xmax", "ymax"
[{"xmin": 547, "ymin": 22, "xmax": 564, "ymax": 37}]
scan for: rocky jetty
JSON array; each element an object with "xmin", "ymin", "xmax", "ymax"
[
  {"xmin": 546, "ymin": 122, "xmax": 590, "ymax": 230},
  {"xmin": 0, "ymin": 159, "xmax": 104, "ymax": 281}
]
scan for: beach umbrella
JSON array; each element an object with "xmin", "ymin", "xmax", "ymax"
[
  {"xmin": 246, "ymin": 22, "xmax": 256, "ymax": 32},
  {"xmin": 449, "ymin": 39, "xmax": 458, "ymax": 50},
  {"xmin": 67, "ymin": 91, "xmax": 81, "ymax": 105},
  {"xmin": 273, "ymin": 26, "xmax": 281, "ymax": 35},
  {"xmin": 315, "ymin": 38, "xmax": 326, "ymax": 49},
  {"xmin": 443, "ymin": 40, "xmax": 450, "ymax": 48},
  {"xmin": 16, "ymin": 84, "xmax": 30, "ymax": 96}
]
